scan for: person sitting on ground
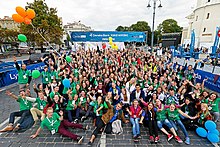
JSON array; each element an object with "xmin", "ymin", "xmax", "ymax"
[
  {"xmin": 30, "ymin": 107, "xmax": 87, "ymax": 144},
  {"xmin": 87, "ymin": 98, "xmax": 128, "ymax": 146},
  {"xmin": 0, "ymin": 90, "xmax": 32, "ymax": 132}
]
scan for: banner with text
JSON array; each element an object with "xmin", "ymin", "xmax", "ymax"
[{"xmin": 71, "ymin": 31, "xmax": 146, "ymax": 42}]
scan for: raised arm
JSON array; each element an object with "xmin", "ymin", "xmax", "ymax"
[
  {"xmin": 13, "ymin": 56, "xmax": 20, "ymax": 70},
  {"xmin": 6, "ymin": 91, "xmax": 18, "ymax": 100},
  {"xmin": 25, "ymin": 96, "xmax": 37, "ymax": 103}
]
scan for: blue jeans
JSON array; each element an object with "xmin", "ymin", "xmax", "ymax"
[
  {"xmin": 67, "ymin": 110, "xmax": 74, "ymax": 122},
  {"xmin": 9, "ymin": 110, "xmax": 31, "ymax": 125},
  {"xmin": 130, "ymin": 117, "xmax": 140, "ymax": 136},
  {"xmin": 169, "ymin": 120, "xmax": 188, "ymax": 138},
  {"xmin": 157, "ymin": 119, "xmax": 173, "ymax": 129}
]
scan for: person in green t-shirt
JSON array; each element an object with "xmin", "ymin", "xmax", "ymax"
[
  {"xmin": 66, "ymin": 92, "xmax": 79, "ymax": 123},
  {"xmin": 155, "ymin": 99, "xmax": 183, "ymax": 143},
  {"xmin": 203, "ymin": 93, "xmax": 220, "ymax": 122},
  {"xmin": 41, "ymin": 66, "xmax": 51, "ymax": 89},
  {"xmin": 166, "ymin": 104, "xmax": 196, "ymax": 145},
  {"xmin": 13, "ymin": 56, "xmax": 31, "ymax": 90},
  {"xmin": 30, "ymin": 107, "xmax": 87, "ymax": 144},
  {"xmin": 0, "ymin": 90, "xmax": 32, "ymax": 132},
  {"xmin": 25, "ymin": 91, "xmax": 47, "ymax": 123}
]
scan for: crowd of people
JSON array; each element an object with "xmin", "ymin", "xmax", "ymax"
[{"xmin": 0, "ymin": 48, "xmax": 219, "ymax": 146}]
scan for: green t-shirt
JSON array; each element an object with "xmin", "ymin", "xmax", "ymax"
[
  {"xmin": 50, "ymin": 92, "xmax": 61, "ymax": 99},
  {"xmin": 35, "ymin": 97, "xmax": 47, "ymax": 110},
  {"xmin": 203, "ymin": 98, "xmax": 220, "ymax": 112},
  {"xmin": 17, "ymin": 96, "xmax": 32, "ymax": 111},
  {"xmin": 40, "ymin": 113, "xmax": 61, "ymax": 132},
  {"xmin": 50, "ymin": 71, "xmax": 57, "ymax": 80},
  {"xmin": 90, "ymin": 101, "xmax": 104, "ymax": 116},
  {"xmin": 66, "ymin": 99, "xmax": 76, "ymax": 110},
  {"xmin": 54, "ymin": 103, "xmax": 60, "ymax": 112},
  {"xmin": 156, "ymin": 105, "xmax": 167, "ymax": 121},
  {"xmin": 79, "ymin": 97, "xmax": 87, "ymax": 107},
  {"xmin": 166, "ymin": 109, "xmax": 180, "ymax": 120},
  {"xmin": 42, "ymin": 71, "xmax": 51, "ymax": 84},
  {"xmin": 17, "ymin": 69, "xmax": 31, "ymax": 84}
]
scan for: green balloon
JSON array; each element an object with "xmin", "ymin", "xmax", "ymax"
[
  {"xmin": 66, "ymin": 56, "xmax": 72, "ymax": 63},
  {"xmin": 18, "ymin": 34, "xmax": 27, "ymax": 42},
  {"xmin": 32, "ymin": 70, "xmax": 41, "ymax": 79}
]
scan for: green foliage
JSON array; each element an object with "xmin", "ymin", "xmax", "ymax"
[
  {"xmin": 115, "ymin": 21, "xmax": 151, "ymax": 44},
  {"xmin": 0, "ymin": 28, "xmax": 19, "ymax": 43},
  {"xmin": 157, "ymin": 19, "xmax": 182, "ymax": 33},
  {"xmin": 20, "ymin": 0, "xmax": 63, "ymax": 46}
]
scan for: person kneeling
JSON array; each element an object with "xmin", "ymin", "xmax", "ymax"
[{"xmin": 30, "ymin": 107, "xmax": 88, "ymax": 144}]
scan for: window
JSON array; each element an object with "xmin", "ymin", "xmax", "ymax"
[
  {"xmin": 207, "ymin": 0, "xmax": 211, "ymax": 2},
  {"xmin": 196, "ymin": 16, "xmax": 198, "ymax": 21},
  {"xmin": 206, "ymin": 13, "xmax": 210, "ymax": 19},
  {"xmin": 203, "ymin": 28, "xmax": 206, "ymax": 32}
]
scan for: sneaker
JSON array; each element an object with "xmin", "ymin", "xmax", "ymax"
[
  {"xmin": 87, "ymin": 141, "xmax": 92, "ymax": 146},
  {"xmin": 155, "ymin": 136, "xmax": 160, "ymax": 143},
  {"xmin": 185, "ymin": 137, "xmax": 190, "ymax": 145},
  {"xmin": 0, "ymin": 125, "xmax": 13, "ymax": 132},
  {"xmin": 74, "ymin": 119, "xmax": 79, "ymax": 124},
  {"xmin": 137, "ymin": 134, "xmax": 141, "ymax": 139},
  {"xmin": 81, "ymin": 116, "xmax": 86, "ymax": 122},
  {"xmin": 167, "ymin": 134, "xmax": 173, "ymax": 141},
  {"xmin": 175, "ymin": 136, "xmax": 183, "ymax": 143},
  {"xmin": 77, "ymin": 136, "xmax": 84, "ymax": 144},
  {"xmin": 149, "ymin": 136, "xmax": 154, "ymax": 143}
]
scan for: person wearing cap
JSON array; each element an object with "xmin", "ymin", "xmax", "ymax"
[
  {"xmin": 13, "ymin": 56, "xmax": 31, "ymax": 90},
  {"xmin": 0, "ymin": 90, "xmax": 32, "ymax": 132}
]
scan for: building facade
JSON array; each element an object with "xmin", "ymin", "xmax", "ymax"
[
  {"xmin": 0, "ymin": 16, "xmax": 20, "ymax": 30},
  {"xmin": 182, "ymin": 0, "xmax": 220, "ymax": 48}
]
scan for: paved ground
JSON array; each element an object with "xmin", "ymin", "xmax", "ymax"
[{"xmin": 0, "ymin": 79, "xmax": 219, "ymax": 147}]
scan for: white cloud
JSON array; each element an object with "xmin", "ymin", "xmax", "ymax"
[{"xmin": 0, "ymin": 0, "xmax": 196, "ymax": 30}]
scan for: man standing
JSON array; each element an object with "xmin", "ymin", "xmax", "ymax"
[{"xmin": 14, "ymin": 56, "xmax": 31, "ymax": 90}]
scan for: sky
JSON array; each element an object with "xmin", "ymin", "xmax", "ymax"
[{"xmin": 0, "ymin": 0, "xmax": 197, "ymax": 31}]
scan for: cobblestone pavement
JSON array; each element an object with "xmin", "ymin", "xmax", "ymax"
[{"xmin": 0, "ymin": 83, "xmax": 219, "ymax": 147}]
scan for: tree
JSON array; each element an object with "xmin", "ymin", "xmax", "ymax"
[
  {"xmin": 116, "ymin": 26, "xmax": 126, "ymax": 31},
  {"xmin": 20, "ymin": 0, "xmax": 63, "ymax": 49},
  {"xmin": 115, "ymin": 21, "xmax": 151, "ymax": 44},
  {"xmin": 157, "ymin": 19, "xmax": 182, "ymax": 34}
]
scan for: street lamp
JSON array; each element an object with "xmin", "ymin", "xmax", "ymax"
[{"xmin": 147, "ymin": 0, "xmax": 162, "ymax": 52}]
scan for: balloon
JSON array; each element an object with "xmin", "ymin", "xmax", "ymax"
[
  {"xmin": 210, "ymin": 129, "xmax": 219, "ymax": 136},
  {"xmin": 32, "ymin": 70, "xmax": 41, "ymax": 79},
  {"xmin": 65, "ymin": 56, "xmax": 72, "ymax": 63},
  {"xmin": 109, "ymin": 41, "xmax": 113, "ymax": 45},
  {"xmin": 205, "ymin": 120, "xmax": 216, "ymax": 131},
  {"xmin": 207, "ymin": 133, "xmax": 219, "ymax": 143},
  {"xmin": 62, "ymin": 79, "xmax": 70, "ymax": 88},
  {"xmin": 196, "ymin": 127, "xmax": 208, "ymax": 138},
  {"xmin": 26, "ymin": 9, "xmax": 36, "ymax": 19},
  {"xmin": 12, "ymin": 14, "xmax": 24, "ymax": 23},
  {"xmin": 24, "ymin": 17, "xmax": 31, "ymax": 25},
  {"xmin": 102, "ymin": 44, "xmax": 106, "ymax": 49},
  {"xmin": 218, "ymin": 30, "xmax": 220, "ymax": 37},
  {"xmin": 16, "ymin": 6, "xmax": 27, "ymax": 17},
  {"xmin": 18, "ymin": 34, "xmax": 27, "ymax": 42},
  {"xmin": 109, "ymin": 37, "xmax": 113, "ymax": 42}
]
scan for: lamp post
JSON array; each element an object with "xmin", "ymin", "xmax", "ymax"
[{"xmin": 147, "ymin": 0, "xmax": 162, "ymax": 52}]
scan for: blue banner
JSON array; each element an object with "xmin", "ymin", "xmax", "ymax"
[
  {"xmin": 0, "ymin": 62, "xmax": 45, "ymax": 88},
  {"xmin": 190, "ymin": 29, "xmax": 195, "ymax": 56},
  {"xmin": 71, "ymin": 31, "xmax": 146, "ymax": 42},
  {"xmin": 194, "ymin": 69, "xmax": 220, "ymax": 93},
  {"xmin": 212, "ymin": 27, "xmax": 220, "ymax": 54}
]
